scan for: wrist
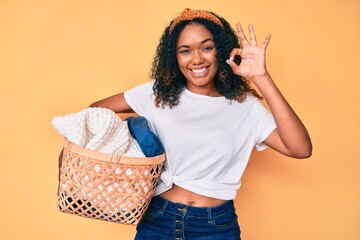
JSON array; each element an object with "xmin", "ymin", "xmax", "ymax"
[
  {"xmin": 251, "ymin": 73, "xmax": 280, "ymax": 99},
  {"xmin": 247, "ymin": 72, "xmax": 271, "ymax": 85}
]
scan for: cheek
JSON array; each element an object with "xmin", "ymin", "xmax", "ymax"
[
  {"xmin": 175, "ymin": 58, "xmax": 186, "ymax": 75},
  {"xmin": 214, "ymin": 62, "xmax": 219, "ymax": 72},
  {"xmin": 176, "ymin": 56, "xmax": 188, "ymax": 70},
  {"xmin": 208, "ymin": 51, "xmax": 218, "ymax": 64},
  {"xmin": 211, "ymin": 55, "xmax": 219, "ymax": 71}
]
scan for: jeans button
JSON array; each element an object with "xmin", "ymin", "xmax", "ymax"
[{"xmin": 177, "ymin": 207, "xmax": 187, "ymax": 213}]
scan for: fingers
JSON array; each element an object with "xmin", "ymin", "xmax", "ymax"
[
  {"xmin": 226, "ymin": 57, "xmax": 239, "ymax": 71},
  {"xmin": 236, "ymin": 22, "xmax": 271, "ymax": 49},
  {"xmin": 236, "ymin": 23, "xmax": 257, "ymax": 47},
  {"xmin": 248, "ymin": 24, "xmax": 258, "ymax": 46},
  {"xmin": 236, "ymin": 23, "xmax": 249, "ymax": 47},
  {"xmin": 226, "ymin": 48, "xmax": 242, "ymax": 72},
  {"xmin": 262, "ymin": 34, "xmax": 271, "ymax": 50},
  {"xmin": 228, "ymin": 48, "xmax": 243, "ymax": 60}
]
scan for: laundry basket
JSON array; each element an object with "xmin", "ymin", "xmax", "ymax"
[{"xmin": 57, "ymin": 114, "xmax": 166, "ymax": 225}]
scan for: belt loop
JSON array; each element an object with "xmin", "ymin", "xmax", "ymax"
[
  {"xmin": 207, "ymin": 207, "xmax": 213, "ymax": 224},
  {"xmin": 159, "ymin": 198, "xmax": 168, "ymax": 214}
]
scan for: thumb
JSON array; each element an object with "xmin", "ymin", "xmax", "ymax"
[{"xmin": 226, "ymin": 58, "xmax": 238, "ymax": 71}]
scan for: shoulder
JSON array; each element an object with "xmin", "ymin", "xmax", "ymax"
[
  {"xmin": 123, "ymin": 81, "xmax": 156, "ymax": 113},
  {"xmin": 125, "ymin": 81, "xmax": 154, "ymax": 94},
  {"xmin": 134, "ymin": 80, "xmax": 154, "ymax": 90},
  {"xmin": 232, "ymin": 93, "xmax": 261, "ymax": 108},
  {"xmin": 243, "ymin": 93, "xmax": 259, "ymax": 103},
  {"xmin": 239, "ymin": 93, "xmax": 270, "ymax": 116},
  {"xmin": 243, "ymin": 93, "xmax": 266, "ymax": 107}
]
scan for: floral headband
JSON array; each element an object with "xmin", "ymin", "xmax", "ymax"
[{"xmin": 169, "ymin": 8, "xmax": 224, "ymax": 32}]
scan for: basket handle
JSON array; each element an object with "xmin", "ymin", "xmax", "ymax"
[
  {"xmin": 63, "ymin": 138, "xmax": 166, "ymax": 164},
  {"xmin": 109, "ymin": 155, "xmax": 123, "ymax": 163}
]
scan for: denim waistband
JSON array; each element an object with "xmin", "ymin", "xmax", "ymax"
[{"xmin": 149, "ymin": 195, "xmax": 235, "ymax": 218}]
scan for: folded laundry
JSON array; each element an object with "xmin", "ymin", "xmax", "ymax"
[
  {"xmin": 52, "ymin": 107, "xmax": 145, "ymax": 157},
  {"xmin": 126, "ymin": 116, "xmax": 165, "ymax": 157}
]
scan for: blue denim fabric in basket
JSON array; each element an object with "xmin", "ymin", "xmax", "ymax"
[{"xmin": 126, "ymin": 116, "xmax": 164, "ymax": 157}]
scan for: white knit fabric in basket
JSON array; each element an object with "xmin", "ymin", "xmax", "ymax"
[{"xmin": 52, "ymin": 107, "xmax": 145, "ymax": 157}]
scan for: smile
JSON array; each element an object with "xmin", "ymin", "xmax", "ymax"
[{"xmin": 190, "ymin": 67, "xmax": 208, "ymax": 74}]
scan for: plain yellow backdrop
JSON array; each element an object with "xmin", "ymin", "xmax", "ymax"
[{"xmin": 0, "ymin": 0, "xmax": 359, "ymax": 239}]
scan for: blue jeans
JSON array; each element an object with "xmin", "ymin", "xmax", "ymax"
[{"xmin": 135, "ymin": 195, "xmax": 241, "ymax": 240}]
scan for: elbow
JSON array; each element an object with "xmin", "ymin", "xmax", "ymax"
[
  {"xmin": 294, "ymin": 143, "xmax": 313, "ymax": 159},
  {"xmin": 298, "ymin": 148, "xmax": 312, "ymax": 159},
  {"xmin": 88, "ymin": 101, "xmax": 99, "ymax": 108}
]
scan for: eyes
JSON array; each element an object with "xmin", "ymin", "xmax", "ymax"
[{"xmin": 178, "ymin": 46, "xmax": 215, "ymax": 55}]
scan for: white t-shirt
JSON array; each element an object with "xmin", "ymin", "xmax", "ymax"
[{"xmin": 124, "ymin": 81, "xmax": 276, "ymax": 200}]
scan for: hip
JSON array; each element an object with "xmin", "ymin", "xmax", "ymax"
[{"xmin": 135, "ymin": 195, "xmax": 241, "ymax": 240}]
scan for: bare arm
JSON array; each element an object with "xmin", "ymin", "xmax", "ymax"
[
  {"xmin": 89, "ymin": 92, "xmax": 133, "ymax": 113},
  {"xmin": 251, "ymin": 73, "xmax": 312, "ymax": 158},
  {"xmin": 227, "ymin": 23, "xmax": 312, "ymax": 159}
]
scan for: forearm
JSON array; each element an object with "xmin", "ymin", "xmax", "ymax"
[
  {"xmin": 253, "ymin": 73, "xmax": 312, "ymax": 158},
  {"xmin": 89, "ymin": 93, "xmax": 133, "ymax": 113}
]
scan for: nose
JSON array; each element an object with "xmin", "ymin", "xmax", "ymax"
[{"xmin": 192, "ymin": 51, "xmax": 204, "ymax": 65}]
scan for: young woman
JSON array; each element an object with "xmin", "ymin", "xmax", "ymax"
[{"xmin": 90, "ymin": 8, "xmax": 312, "ymax": 240}]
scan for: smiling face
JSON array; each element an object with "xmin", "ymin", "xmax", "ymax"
[{"xmin": 176, "ymin": 23, "xmax": 220, "ymax": 96}]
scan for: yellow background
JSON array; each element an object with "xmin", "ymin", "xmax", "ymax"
[{"xmin": 1, "ymin": 0, "xmax": 359, "ymax": 239}]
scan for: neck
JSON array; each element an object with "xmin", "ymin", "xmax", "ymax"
[{"xmin": 186, "ymin": 86, "xmax": 222, "ymax": 97}]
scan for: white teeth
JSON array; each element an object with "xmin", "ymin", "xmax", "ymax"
[{"xmin": 191, "ymin": 67, "xmax": 207, "ymax": 73}]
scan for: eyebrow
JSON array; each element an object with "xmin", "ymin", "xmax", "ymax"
[{"xmin": 177, "ymin": 38, "xmax": 215, "ymax": 49}]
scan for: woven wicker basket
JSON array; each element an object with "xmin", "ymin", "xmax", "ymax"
[{"xmin": 57, "ymin": 115, "xmax": 165, "ymax": 225}]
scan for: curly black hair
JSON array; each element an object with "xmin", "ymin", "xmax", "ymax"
[{"xmin": 151, "ymin": 11, "xmax": 262, "ymax": 108}]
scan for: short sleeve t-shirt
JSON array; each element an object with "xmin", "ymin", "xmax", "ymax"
[{"xmin": 124, "ymin": 81, "xmax": 276, "ymax": 200}]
